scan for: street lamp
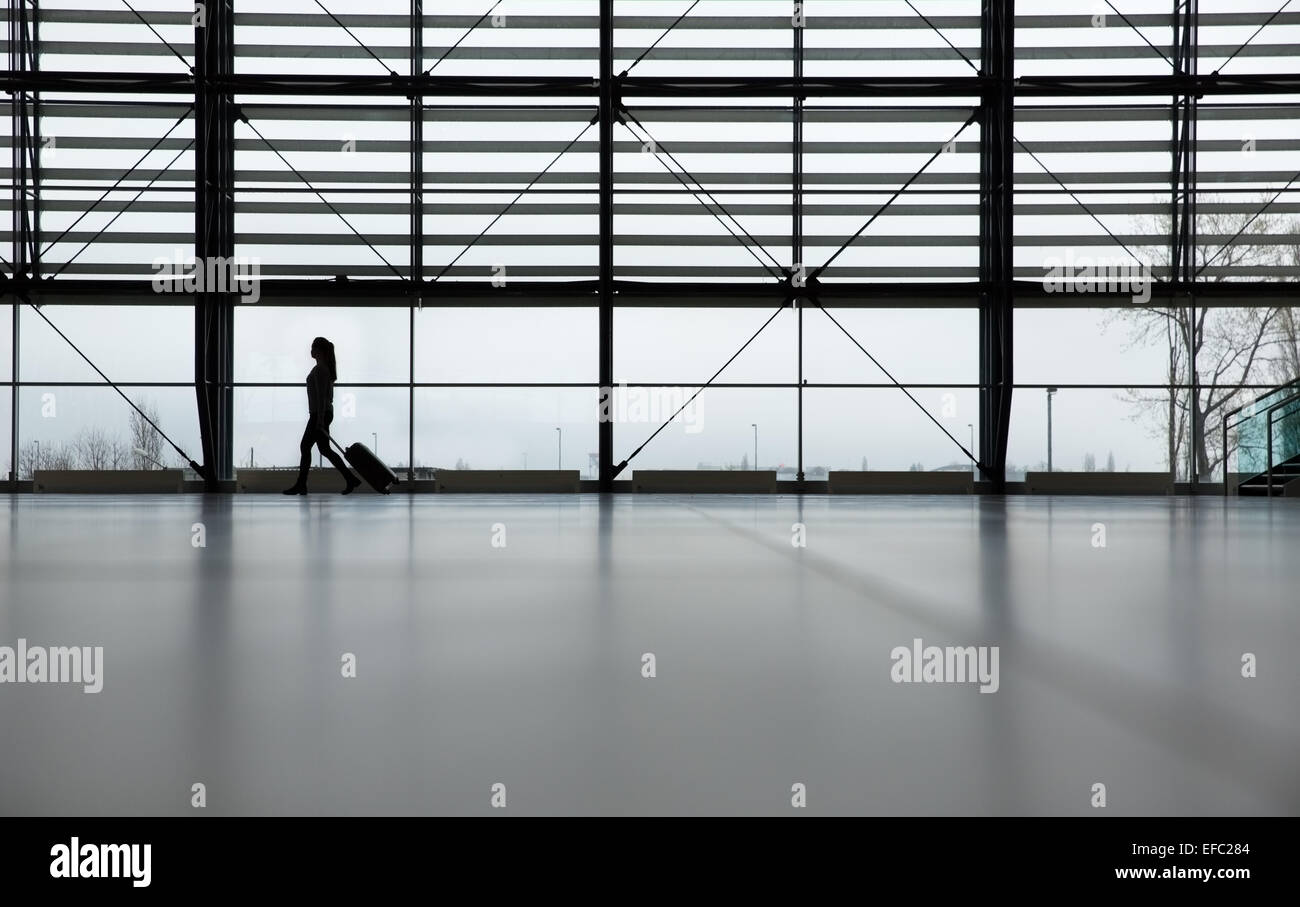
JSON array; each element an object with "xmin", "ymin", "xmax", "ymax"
[
  {"xmin": 967, "ymin": 423, "xmax": 974, "ymax": 478},
  {"xmin": 1046, "ymin": 387, "xmax": 1058, "ymax": 472},
  {"xmin": 134, "ymin": 447, "xmax": 166, "ymax": 470},
  {"xmin": 372, "ymin": 433, "xmax": 377, "ymax": 457},
  {"xmin": 556, "ymin": 427, "xmax": 561, "ymax": 469},
  {"xmin": 751, "ymin": 423, "xmax": 758, "ymax": 470}
]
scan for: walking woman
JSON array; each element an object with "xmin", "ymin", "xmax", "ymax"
[{"xmin": 283, "ymin": 336, "xmax": 360, "ymax": 495}]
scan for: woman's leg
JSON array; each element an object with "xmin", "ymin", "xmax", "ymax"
[
  {"xmin": 294, "ymin": 418, "xmax": 317, "ymax": 486},
  {"xmin": 314, "ymin": 414, "xmax": 357, "ymax": 485}
]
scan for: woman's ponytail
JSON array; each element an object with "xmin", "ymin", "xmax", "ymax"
[{"xmin": 312, "ymin": 336, "xmax": 338, "ymax": 382}]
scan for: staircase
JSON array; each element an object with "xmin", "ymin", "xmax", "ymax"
[
  {"xmin": 1237, "ymin": 452, "xmax": 1300, "ymax": 496},
  {"xmin": 1226, "ymin": 378, "xmax": 1300, "ymax": 497}
]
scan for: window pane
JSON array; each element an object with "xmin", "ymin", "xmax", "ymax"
[
  {"xmin": 234, "ymin": 386, "xmax": 410, "ymax": 473},
  {"xmin": 235, "ymin": 306, "xmax": 410, "ymax": 383},
  {"xmin": 19, "ymin": 386, "xmax": 200, "ymax": 474},
  {"xmin": 415, "ymin": 387, "xmax": 596, "ymax": 473},
  {"xmin": 20, "ymin": 305, "xmax": 193, "ymax": 383},
  {"xmin": 414, "ymin": 307, "xmax": 595, "ymax": 383}
]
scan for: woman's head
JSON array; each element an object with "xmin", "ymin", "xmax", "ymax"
[{"xmin": 311, "ymin": 336, "xmax": 338, "ymax": 382}]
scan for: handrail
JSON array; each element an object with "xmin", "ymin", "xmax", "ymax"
[
  {"xmin": 1224, "ymin": 376, "xmax": 1300, "ymax": 426},
  {"xmin": 1223, "ymin": 386, "xmax": 1300, "ymax": 497},
  {"xmin": 1265, "ymin": 394, "xmax": 1300, "ymax": 496}
]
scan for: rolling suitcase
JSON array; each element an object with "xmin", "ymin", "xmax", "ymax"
[{"xmin": 327, "ymin": 434, "xmax": 400, "ymax": 494}]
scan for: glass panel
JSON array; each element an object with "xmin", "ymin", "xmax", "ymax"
[
  {"xmin": 414, "ymin": 387, "xmax": 595, "ymax": 473},
  {"xmin": 804, "ymin": 308, "xmax": 977, "ymax": 385},
  {"xmin": 413, "ymin": 307, "xmax": 595, "ymax": 383},
  {"xmin": 19, "ymin": 386, "xmax": 201, "ymax": 475},
  {"xmin": 612, "ymin": 387, "xmax": 794, "ymax": 474},
  {"xmin": 1006, "ymin": 387, "xmax": 1169, "ymax": 479},
  {"xmin": 423, "ymin": 105, "xmax": 597, "ymax": 283},
  {"xmin": 804, "ymin": 387, "xmax": 979, "ymax": 474},
  {"xmin": 235, "ymin": 306, "xmax": 409, "ymax": 383},
  {"xmin": 1237, "ymin": 383, "xmax": 1300, "ymax": 476},
  {"xmin": 233, "ymin": 103, "xmax": 410, "ymax": 280},
  {"xmin": 0, "ymin": 304, "xmax": 11, "ymax": 376},
  {"xmin": 0, "ymin": 388, "xmax": 11, "ymax": 481},
  {"xmin": 39, "ymin": 98, "xmax": 195, "ymax": 281},
  {"xmin": 20, "ymin": 305, "xmax": 194, "ymax": 383},
  {"xmin": 1016, "ymin": 0, "xmax": 1174, "ymax": 79},
  {"xmin": 1015, "ymin": 308, "xmax": 1169, "ymax": 385},
  {"xmin": 234, "ymin": 386, "xmax": 410, "ymax": 473},
  {"xmin": 615, "ymin": 307, "xmax": 795, "ymax": 384}
]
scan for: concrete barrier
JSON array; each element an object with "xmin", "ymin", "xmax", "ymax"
[
  {"xmin": 631, "ymin": 470, "xmax": 777, "ymax": 493},
  {"xmin": 1024, "ymin": 471, "xmax": 1174, "ymax": 495},
  {"xmin": 236, "ymin": 468, "xmax": 376, "ymax": 493},
  {"xmin": 33, "ymin": 469, "xmax": 185, "ymax": 493},
  {"xmin": 434, "ymin": 470, "xmax": 580, "ymax": 492},
  {"xmin": 828, "ymin": 471, "xmax": 974, "ymax": 494}
]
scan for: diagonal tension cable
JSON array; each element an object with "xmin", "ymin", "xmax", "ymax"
[
  {"xmin": 120, "ymin": 0, "xmax": 193, "ymax": 72},
  {"xmin": 1195, "ymin": 168, "xmax": 1300, "ymax": 279},
  {"xmin": 239, "ymin": 111, "xmax": 405, "ymax": 279},
  {"xmin": 1014, "ymin": 136, "xmax": 1157, "ymax": 276},
  {"xmin": 41, "ymin": 105, "xmax": 194, "ymax": 258},
  {"xmin": 429, "ymin": 114, "xmax": 598, "ymax": 283},
  {"xmin": 313, "ymin": 0, "xmax": 399, "ymax": 76},
  {"xmin": 619, "ymin": 107, "xmax": 787, "ymax": 280},
  {"xmin": 810, "ymin": 110, "xmax": 977, "ymax": 281},
  {"xmin": 15, "ymin": 291, "xmax": 206, "ymax": 476},
  {"xmin": 612, "ymin": 297, "xmax": 793, "ymax": 478},
  {"xmin": 903, "ymin": 0, "xmax": 979, "ymax": 73},
  {"xmin": 1213, "ymin": 0, "xmax": 1293, "ymax": 74},
  {"xmin": 426, "ymin": 0, "xmax": 506, "ymax": 74},
  {"xmin": 49, "ymin": 139, "xmax": 195, "ymax": 280},
  {"xmin": 1102, "ymin": 1, "xmax": 1172, "ymax": 68},
  {"xmin": 621, "ymin": 0, "xmax": 701, "ymax": 77},
  {"xmin": 809, "ymin": 295, "xmax": 982, "ymax": 469}
]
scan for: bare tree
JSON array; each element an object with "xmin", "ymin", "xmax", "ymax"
[
  {"xmin": 19, "ymin": 439, "xmax": 75, "ymax": 477},
  {"xmin": 71, "ymin": 426, "xmax": 126, "ymax": 470},
  {"xmin": 1118, "ymin": 195, "xmax": 1296, "ymax": 480}
]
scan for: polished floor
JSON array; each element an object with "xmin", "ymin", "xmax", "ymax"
[{"xmin": 1, "ymin": 493, "xmax": 1297, "ymax": 816}]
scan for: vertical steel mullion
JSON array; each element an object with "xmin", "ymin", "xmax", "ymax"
[
  {"xmin": 195, "ymin": 0, "xmax": 234, "ymax": 488},
  {"xmin": 9, "ymin": 0, "xmax": 37, "ymax": 488},
  {"xmin": 410, "ymin": 0, "xmax": 422, "ymax": 486},
  {"xmin": 598, "ymin": 0, "xmax": 614, "ymax": 490},
  {"xmin": 978, "ymin": 0, "xmax": 1014, "ymax": 490},
  {"xmin": 1171, "ymin": 0, "xmax": 1199, "ymax": 485},
  {"xmin": 794, "ymin": 1, "xmax": 804, "ymax": 483}
]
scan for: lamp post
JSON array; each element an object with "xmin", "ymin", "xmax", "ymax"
[
  {"xmin": 967, "ymin": 423, "xmax": 974, "ymax": 478},
  {"xmin": 134, "ymin": 447, "xmax": 166, "ymax": 470},
  {"xmin": 372, "ymin": 433, "xmax": 377, "ymax": 457},
  {"xmin": 751, "ymin": 423, "xmax": 758, "ymax": 470},
  {"xmin": 556, "ymin": 427, "xmax": 561, "ymax": 469},
  {"xmin": 1046, "ymin": 387, "xmax": 1058, "ymax": 472}
]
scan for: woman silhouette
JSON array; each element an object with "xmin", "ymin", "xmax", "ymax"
[{"xmin": 283, "ymin": 336, "xmax": 360, "ymax": 495}]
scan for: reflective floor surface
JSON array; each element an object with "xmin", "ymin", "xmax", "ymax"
[{"xmin": 1, "ymin": 494, "xmax": 1297, "ymax": 815}]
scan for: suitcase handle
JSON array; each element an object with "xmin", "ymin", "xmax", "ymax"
[{"xmin": 320, "ymin": 430, "xmax": 348, "ymax": 458}]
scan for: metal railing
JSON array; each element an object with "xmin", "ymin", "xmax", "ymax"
[{"xmin": 1222, "ymin": 378, "xmax": 1300, "ymax": 497}]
